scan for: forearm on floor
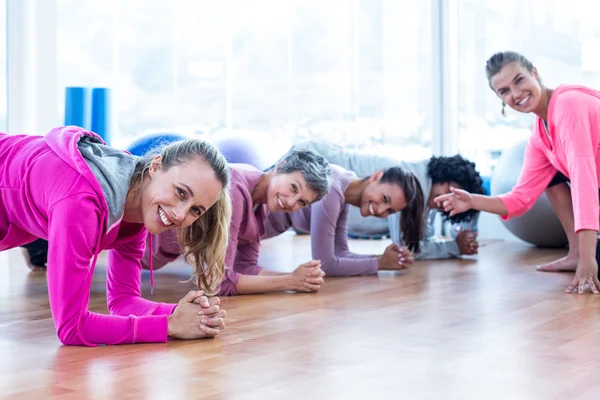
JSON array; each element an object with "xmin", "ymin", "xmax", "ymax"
[
  {"xmin": 235, "ymin": 274, "xmax": 292, "ymax": 294},
  {"xmin": 414, "ymin": 239, "xmax": 461, "ymax": 260},
  {"xmin": 258, "ymin": 269, "xmax": 287, "ymax": 276}
]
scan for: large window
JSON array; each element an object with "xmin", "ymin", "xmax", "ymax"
[
  {"xmin": 456, "ymin": 0, "xmax": 600, "ymax": 175},
  {"xmin": 6, "ymin": 0, "xmax": 600, "ymax": 164},
  {"xmin": 57, "ymin": 0, "xmax": 228, "ymax": 146},
  {"xmin": 56, "ymin": 0, "xmax": 434, "ymax": 156}
]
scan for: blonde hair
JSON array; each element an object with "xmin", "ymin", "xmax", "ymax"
[
  {"xmin": 130, "ymin": 139, "xmax": 231, "ymax": 295},
  {"xmin": 178, "ymin": 189, "xmax": 231, "ymax": 295}
]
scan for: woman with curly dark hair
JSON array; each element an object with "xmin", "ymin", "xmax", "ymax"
[{"xmin": 287, "ymin": 141, "xmax": 486, "ymax": 260}]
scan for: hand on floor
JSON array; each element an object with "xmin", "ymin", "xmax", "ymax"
[
  {"xmin": 456, "ymin": 230, "xmax": 479, "ymax": 255},
  {"xmin": 565, "ymin": 257, "xmax": 600, "ymax": 294},
  {"xmin": 169, "ymin": 290, "xmax": 226, "ymax": 339},
  {"xmin": 195, "ymin": 295, "xmax": 226, "ymax": 331},
  {"xmin": 290, "ymin": 260, "xmax": 325, "ymax": 293},
  {"xmin": 378, "ymin": 243, "xmax": 413, "ymax": 270}
]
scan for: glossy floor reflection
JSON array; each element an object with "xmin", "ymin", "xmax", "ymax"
[{"xmin": 1, "ymin": 233, "xmax": 599, "ymax": 399}]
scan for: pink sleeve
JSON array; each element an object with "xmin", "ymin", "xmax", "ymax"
[
  {"xmin": 310, "ymin": 192, "xmax": 378, "ymax": 276},
  {"xmin": 47, "ymin": 195, "xmax": 168, "ymax": 346},
  {"xmin": 555, "ymin": 94, "xmax": 600, "ymax": 232},
  {"xmin": 498, "ymin": 136, "xmax": 557, "ymax": 219},
  {"xmin": 106, "ymin": 223, "xmax": 177, "ymax": 317},
  {"xmin": 218, "ymin": 186, "xmax": 262, "ymax": 296}
]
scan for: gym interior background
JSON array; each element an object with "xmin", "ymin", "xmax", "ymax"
[
  {"xmin": 2, "ymin": 0, "xmax": 599, "ymax": 240},
  {"xmin": 3, "ymin": 2, "xmax": 600, "ymax": 399}
]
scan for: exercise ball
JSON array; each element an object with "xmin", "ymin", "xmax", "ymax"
[
  {"xmin": 210, "ymin": 135, "xmax": 269, "ymax": 170},
  {"xmin": 491, "ymin": 140, "xmax": 568, "ymax": 248},
  {"xmin": 125, "ymin": 132, "xmax": 190, "ymax": 157}
]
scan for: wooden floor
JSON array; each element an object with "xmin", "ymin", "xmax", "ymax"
[{"xmin": 1, "ymin": 233, "xmax": 600, "ymax": 400}]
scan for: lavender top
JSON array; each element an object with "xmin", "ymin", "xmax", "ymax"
[{"xmin": 264, "ymin": 165, "xmax": 378, "ymax": 276}]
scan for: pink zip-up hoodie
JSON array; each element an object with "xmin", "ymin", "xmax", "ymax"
[
  {"xmin": 499, "ymin": 84, "xmax": 600, "ymax": 233},
  {"xmin": 0, "ymin": 126, "xmax": 177, "ymax": 346}
]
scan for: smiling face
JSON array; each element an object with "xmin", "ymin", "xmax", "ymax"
[
  {"xmin": 359, "ymin": 172, "xmax": 407, "ymax": 218},
  {"xmin": 490, "ymin": 62, "xmax": 543, "ymax": 114},
  {"xmin": 266, "ymin": 171, "xmax": 318, "ymax": 213},
  {"xmin": 140, "ymin": 156, "xmax": 224, "ymax": 234}
]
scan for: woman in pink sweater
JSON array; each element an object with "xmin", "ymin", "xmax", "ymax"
[
  {"xmin": 435, "ymin": 51, "xmax": 600, "ymax": 295},
  {"xmin": 143, "ymin": 150, "xmax": 332, "ymax": 295},
  {"xmin": 0, "ymin": 126, "xmax": 231, "ymax": 345}
]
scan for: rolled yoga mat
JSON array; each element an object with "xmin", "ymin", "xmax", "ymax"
[
  {"xmin": 91, "ymin": 87, "xmax": 112, "ymax": 145},
  {"xmin": 64, "ymin": 87, "xmax": 91, "ymax": 130}
]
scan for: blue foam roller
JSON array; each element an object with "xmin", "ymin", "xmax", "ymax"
[
  {"xmin": 64, "ymin": 87, "xmax": 91, "ymax": 129},
  {"xmin": 91, "ymin": 88, "xmax": 112, "ymax": 144}
]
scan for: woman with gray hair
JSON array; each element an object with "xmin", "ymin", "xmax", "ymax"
[
  {"xmin": 264, "ymin": 163, "xmax": 425, "ymax": 276},
  {"xmin": 143, "ymin": 149, "xmax": 332, "ymax": 295}
]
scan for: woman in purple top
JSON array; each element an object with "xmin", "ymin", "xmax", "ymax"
[
  {"xmin": 144, "ymin": 149, "xmax": 332, "ymax": 295},
  {"xmin": 264, "ymin": 164, "xmax": 425, "ymax": 276}
]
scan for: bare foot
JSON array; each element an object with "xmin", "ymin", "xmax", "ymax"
[
  {"xmin": 21, "ymin": 248, "xmax": 47, "ymax": 272},
  {"xmin": 536, "ymin": 254, "xmax": 578, "ymax": 272}
]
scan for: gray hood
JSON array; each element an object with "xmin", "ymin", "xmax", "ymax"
[
  {"xmin": 292, "ymin": 140, "xmax": 431, "ymax": 205},
  {"xmin": 78, "ymin": 136, "xmax": 139, "ymax": 231}
]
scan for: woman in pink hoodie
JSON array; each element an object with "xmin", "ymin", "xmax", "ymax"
[
  {"xmin": 0, "ymin": 126, "xmax": 231, "ymax": 345},
  {"xmin": 435, "ymin": 51, "xmax": 600, "ymax": 295}
]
